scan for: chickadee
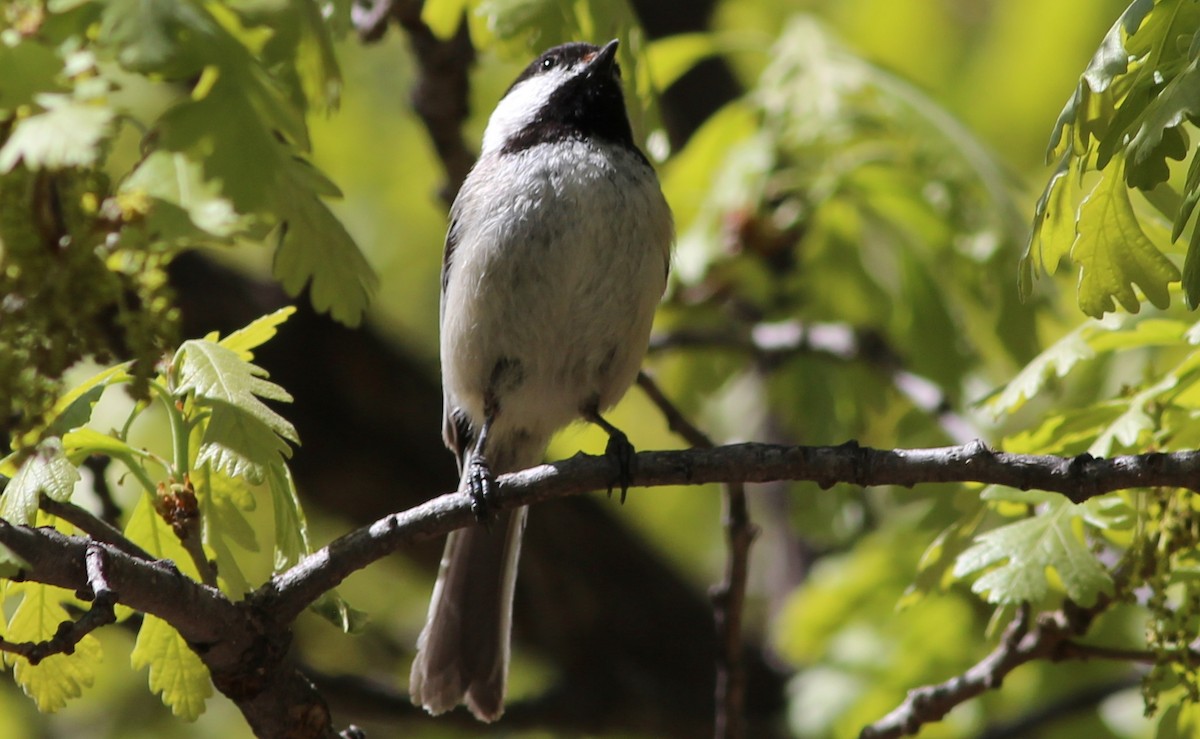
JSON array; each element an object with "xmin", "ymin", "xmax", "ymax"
[{"xmin": 409, "ymin": 39, "xmax": 673, "ymax": 721}]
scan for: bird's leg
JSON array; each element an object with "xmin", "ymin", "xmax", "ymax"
[
  {"xmin": 466, "ymin": 405, "xmax": 498, "ymax": 524},
  {"xmin": 584, "ymin": 405, "xmax": 636, "ymax": 503}
]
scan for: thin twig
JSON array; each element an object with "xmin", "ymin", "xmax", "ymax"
[
  {"xmin": 636, "ymin": 371, "xmax": 756, "ymax": 739},
  {"xmin": 40, "ymin": 495, "xmax": 153, "ymax": 561},
  {"xmin": 0, "ymin": 543, "xmax": 117, "ymax": 664},
  {"xmin": 859, "ymin": 600, "xmax": 1107, "ymax": 738}
]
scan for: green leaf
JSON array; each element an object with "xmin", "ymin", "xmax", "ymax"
[
  {"xmin": 0, "ymin": 439, "xmax": 79, "ymax": 525},
  {"xmin": 271, "ymin": 169, "xmax": 377, "ymax": 327},
  {"xmin": 1072, "ymin": 163, "xmax": 1180, "ymax": 316},
  {"xmin": 6, "ymin": 584, "xmax": 102, "ymax": 712},
  {"xmin": 130, "ymin": 614, "xmax": 212, "ymax": 721},
  {"xmin": 44, "ymin": 363, "xmax": 130, "ymax": 438},
  {"xmin": 0, "ymin": 36, "xmax": 65, "ymax": 114},
  {"xmin": 311, "ymin": 591, "xmax": 369, "ymax": 633},
  {"xmin": 981, "ymin": 325, "xmax": 1095, "ymax": 416},
  {"xmin": 195, "ymin": 400, "xmax": 295, "ymax": 483},
  {"xmin": 61, "ymin": 428, "xmax": 141, "ymax": 462},
  {"xmin": 98, "ymin": 0, "xmax": 218, "ymax": 77},
  {"xmin": 266, "ymin": 464, "xmax": 360, "ymax": 630},
  {"xmin": 645, "ymin": 33, "xmax": 716, "ymax": 91},
  {"xmin": 175, "ymin": 339, "xmax": 297, "ymax": 482},
  {"xmin": 193, "ymin": 465, "xmax": 256, "ymax": 597},
  {"xmin": 1173, "ymin": 142, "xmax": 1200, "ymax": 242},
  {"xmin": 1158, "ymin": 695, "xmax": 1200, "ymax": 739},
  {"xmin": 1046, "ymin": 0, "xmax": 1153, "ymax": 159},
  {"xmin": 218, "ymin": 306, "xmax": 296, "ymax": 361},
  {"xmin": 120, "ymin": 151, "xmax": 245, "ymax": 238},
  {"xmin": 1021, "ymin": 153, "xmax": 1082, "ymax": 297},
  {"xmin": 267, "ymin": 462, "xmax": 308, "ymax": 571},
  {"xmin": 953, "ymin": 496, "xmax": 1114, "ymax": 606},
  {"xmin": 0, "ymin": 94, "xmax": 114, "ymax": 172},
  {"xmin": 1185, "ymin": 210, "xmax": 1200, "ymax": 309}
]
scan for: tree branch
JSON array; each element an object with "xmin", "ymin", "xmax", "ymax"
[
  {"xmin": 0, "ymin": 543, "xmax": 117, "ymax": 664},
  {"xmin": 353, "ymin": 0, "xmax": 476, "ymax": 206},
  {"xmin": 40, "ymin": 496, "xmax": 153, "ymax": 561},
  {"xmin": 260, "ymin": 440, "xmax": 1200, "ymax": 626},
  {"xmin": 0, "ymin": 523, "xmax": 340, "ymax": 738},
  {"xmin": 859, "ymin": 600, "xmax": 1107, "ymax": 739}
]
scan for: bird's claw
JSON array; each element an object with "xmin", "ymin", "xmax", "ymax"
[
  {"xmin": 466, "ymin": 456, "xmax": 498, "ymax": 525},
  {"xmin": 604, "ymin": 430, "xmax": 636, "ymax": 504}
]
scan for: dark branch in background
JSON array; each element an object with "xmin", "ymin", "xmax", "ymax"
[
  {"xmin": 637, "ymin": 373, "xmax": 755, "ymax": 739},
  {"xmin": 651, "ymin": 321, "xmax": 979, "ymax": 444},
  {"xmin": 0, "ymin": 543, "xmax": 116, "ymax": 664},
  {"xmin": 353, "ymin": 0, "xmax": 476, "ymax": 206}
]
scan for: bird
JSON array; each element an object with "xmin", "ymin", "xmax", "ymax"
[{"xmin": 408, "ymin": 38, "xmax": 673, "ymax": 722}]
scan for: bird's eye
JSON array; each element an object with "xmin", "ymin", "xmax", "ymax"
[{"xmin": 541, "ymin": 55, "xmax": 557, "ymax": 70}]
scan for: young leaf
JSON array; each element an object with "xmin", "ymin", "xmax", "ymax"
[
  {"xmin": 0, "ymin": 439, "xmax": 79, "ymax": 525},
  {"xmin": 44, "ymin": 363, "xmax": 130, "ymax": 438},
  {"xmin": 120, "ymin": 150, "xmax": 244, "ymax": 238},
  {"xmin": 193, "ymin": 464, "xmax": 257, "ymax": 597},
  {"xmin": 271, "ymin": 168, "xmax": 377, "ymax": 327},
  {"xmin": 6, "ymin": 584, "xmax": 102, "ymax": 712},
  {"xmin": 175, "ymin": 339, "xmax": 298, "ymax": 483},
  {"xmin": 0, "ymin": 94, "xmax": 114, "ymax": 172},
  {"xmin": 953, "ymin": 496, "xmax": 1114, "ymax": 606},
  {"xmin": 267, "ymin": 462, "xmax": 308, "ymax": 571},
  {"xmin": 219, "ymin": 306, "xmax": 297, "ymax": 361},
  {"xmin": 130, "ymin": 614, "xmax": 212, "ymax": 721},
  {"xmin": 980, "ymin": 325, "xmax": 1095, "ymax": 416},
  {"xmin": 1072, "ymin": 163, "xmax": 1179, "ymax": 316}
]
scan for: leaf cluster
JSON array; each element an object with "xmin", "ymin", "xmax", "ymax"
[
  {"xmin": 0, "ymin": 309, "xmax": 353, "ymax": 720},
  {"xmin": 0, "ymin": 0, "xmax": 376, "ymax": 443},
  {"xmin": 1025, "ymin": 0, "xmax": 1200, "ymax": 315}
]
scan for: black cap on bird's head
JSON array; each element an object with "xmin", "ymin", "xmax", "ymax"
[{"xmin": 482, "ymin": 39, "xmax": 642, "ymax": 158}]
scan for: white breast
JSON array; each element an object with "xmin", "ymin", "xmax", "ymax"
[{"xmin": 440, "ymin": 140, "xmax": 672, "ymax": 445}]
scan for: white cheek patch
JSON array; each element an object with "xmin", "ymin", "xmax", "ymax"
[{"xmin": 481, "ymin": 66, "xmax": 577, "ymax": 155}]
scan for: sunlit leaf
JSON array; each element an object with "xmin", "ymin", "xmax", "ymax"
[
  {"xmin": 981, "ymin": 325, "xmax": 1095, "ymax": 416},
  {"xmin": 6, "ymin": 584, "xmax": 101, "ymax": 712},
  {"xmin": 120, "ymin": 151, "xmax": 244, "ymax": 238},
  {"xmin": 953, "ymin": 496, "xmax": 1114, "ymax": 606},
  {"xmin": 1071, "ymin": 163, "xmax": 1179, "ymax": 316},
  {"xmin": 0, "ymin": 95, "xmax": 114, "ymax": 172},
  {"xmin": 0, "ymin": 439, "xmax": 79, "ymax": 525},
  {"xmin": 130, "ymin": 614, "xmax": 212, "ymax": 721},
  {"xmin": 175, "ymin": 338, "xmax": 297, "ymax": 482},
  {"xmin": 218, "ymin": 307, "xmax": 297, "ymax": 361}
]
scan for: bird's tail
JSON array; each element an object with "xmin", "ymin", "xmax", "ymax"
[{"xmin": 409, "ymin": 441, "xmax": 540, "ymax": 721}]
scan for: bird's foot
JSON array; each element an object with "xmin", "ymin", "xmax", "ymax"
[
  {"xmin": 603, "ymin": 429, "xmax": 636, "ymax": 504},
  {"xmin": 466, "ymin": 455, "xmax": 498, "ymax": 524}
]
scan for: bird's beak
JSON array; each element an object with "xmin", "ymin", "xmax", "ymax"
[{"xmin": 588, "ymin": 39, "xmax": 620, "ymax": 75}]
